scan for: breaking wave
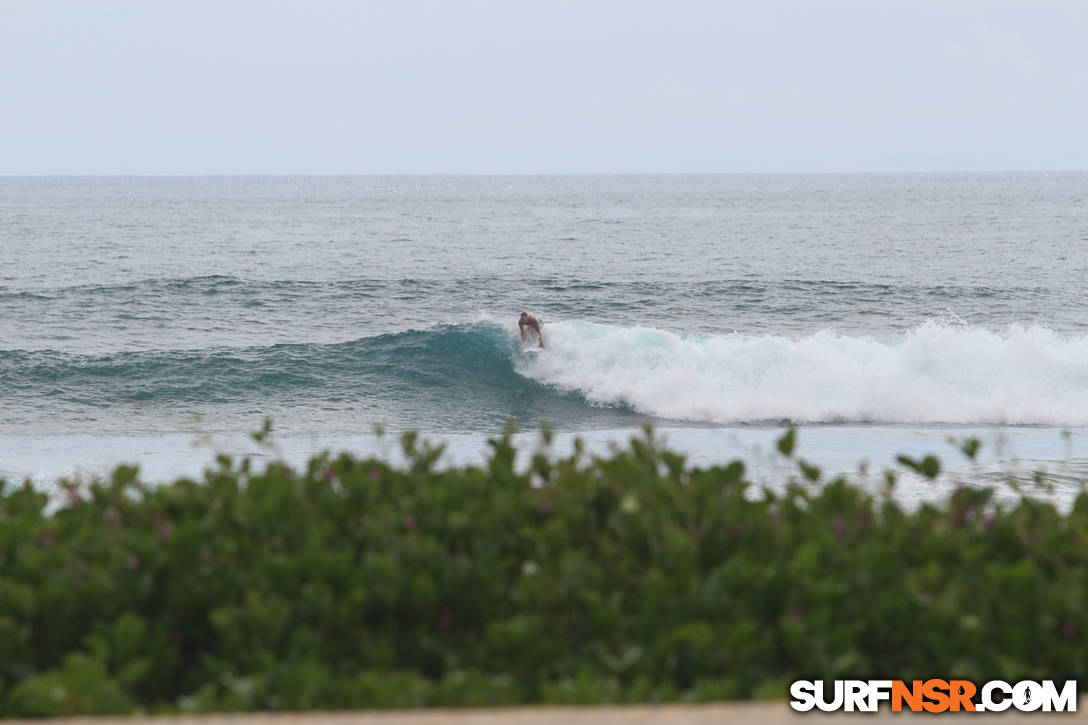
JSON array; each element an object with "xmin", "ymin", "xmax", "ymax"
[{"xmin": 516, "ymin": 320, "xmax": 1088, "ymax": 425}]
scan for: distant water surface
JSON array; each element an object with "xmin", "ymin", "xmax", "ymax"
[{"xmin": 2, "ymin": 174, "xmax": 1087, "ymax": 492}]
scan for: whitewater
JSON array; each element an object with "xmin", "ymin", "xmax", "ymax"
[{"xmin": 520, "ymin": 320, "xmax": 1088, "ymax": 426}]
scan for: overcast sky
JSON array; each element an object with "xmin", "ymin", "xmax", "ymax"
[{"xmin": 2, "ymin": 1, "xmax": 1086, "ymax": 174}]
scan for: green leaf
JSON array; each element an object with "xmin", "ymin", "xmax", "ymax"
[{"xmin": 776, "ymin": 428, "xmax": 797, "ymax": 457}]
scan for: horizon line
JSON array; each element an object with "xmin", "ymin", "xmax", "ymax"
[{"xmin": 3, "ymin": 169, "xmax": 1087, "ymax": 178}]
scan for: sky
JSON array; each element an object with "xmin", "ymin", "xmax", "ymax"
[{"xmin": 1, "ymin": 1, "xmax": 1086, "ymax": 174}]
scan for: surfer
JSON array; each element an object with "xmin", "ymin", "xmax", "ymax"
[{"xmin": 519, "ymin": 312, "xmax": 544, "ymax": 348}]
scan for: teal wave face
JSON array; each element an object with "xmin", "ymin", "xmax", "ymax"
[{"xmin": 0, "ymin": 323, "xmax": 643, "ymax": 434}]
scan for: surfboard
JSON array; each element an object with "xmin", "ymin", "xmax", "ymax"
[{"xmin": 522, "ymin": 346, "xmax": 543, "ymax": 355}]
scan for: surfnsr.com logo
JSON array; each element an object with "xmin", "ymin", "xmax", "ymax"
[{"xmin": 789, "ymin": 679, "xmax": 1077, "ymax": 713}]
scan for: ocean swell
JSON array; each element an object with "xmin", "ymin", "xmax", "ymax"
[{"xmin": 0, "ymin": 322, "xmax": 617, "ymax": 433}]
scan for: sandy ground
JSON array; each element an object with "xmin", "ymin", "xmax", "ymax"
[{"xmin": 8, "ymin": 701, "xmax": 1086, "ymax": 725}]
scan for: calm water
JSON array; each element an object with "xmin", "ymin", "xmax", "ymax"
[{"xmin": 3, "ymin": 174, "xmax": 1088, "ymax": 497}]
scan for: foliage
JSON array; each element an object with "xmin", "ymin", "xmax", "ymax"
[{"xmin": 1, "ymin": 426, "xmax": 1085, "ymax": 715}]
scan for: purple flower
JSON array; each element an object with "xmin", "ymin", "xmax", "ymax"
[
  {"xmin": 1063, "ymin": 622, "xmax": 1077, "ymax": 640},
  {"xmin": 158, "ymin": 524, "xmax": 172, "ymax": 543},
  {"xmin": 730, "ymin": 523, "xmax": 742, "ymax": 538},
  {"xmin": 40, "ymin": 533, "xmax": 54, "ymax": 548},
  {"xmin": 984, "ymin": 513, "xmax": 997, "ymax": 530},
  {"xmin": 789, "ymin": 605, "xmax": 804, "ymax": 620},
  {"xmin": 105, "ymin": 508, "xmax": 121, "ymax": 524},
  {"xmin": 126, "ymin": 555, "xmax": 141, "ymax": 570},
  {"xmin": 403, "ymin": 516, "xmax": 417, "ymax": 530},
  {"xmin": 831, "ymin": 516, "xmax": 846, "ymax": 539},
  {"xmin": 368, "ymin": 467, "xmax": 380, "ymax": 481},
  {"xmin": 171, "ymin": 632, "xmax": 184, "ymax": 647},
  {"xmin": 324, "ymin": 466, "xmax": 336, "ymax": 482},
  {"xmin": 540, "ymin": 501, "xmax": 554, "ymax": 515},
  {"xmin": 438, "ymin": 613, "xmax": 453, "ymax": 630},
  {"xmin": 65, "ymin": 487, "xmax": 85, "ymax": 504}
]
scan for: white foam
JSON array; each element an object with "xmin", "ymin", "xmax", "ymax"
[
  {"xmin": 9, "ymin": 427, "xmax": 1088, "ymax": 512},
  {"xmin": 515, "ymin": 320, "xmax": 1088, "ymax": 425}
]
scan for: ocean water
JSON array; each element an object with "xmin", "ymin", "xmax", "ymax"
[{"xmin": 3, "ymin": 173, "xmax": 1088, "ymax": 503}]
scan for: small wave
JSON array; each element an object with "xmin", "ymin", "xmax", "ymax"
[
  {"xmin": 0, "ymin": 322, "xmax": 624, "ymax": 432},
  {"xmin": 0, "ymin": 323, "xmax": 513, "ymax": 400}
]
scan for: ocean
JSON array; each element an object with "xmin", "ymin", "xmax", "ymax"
[{"xmin": 3, "ymin": 173, "xmax": 1088, "ymax": 505}]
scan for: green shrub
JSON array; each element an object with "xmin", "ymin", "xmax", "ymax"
[{"xmin": 0, "ymin": 427, "xmax": 1085, "ymax": 715}]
